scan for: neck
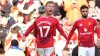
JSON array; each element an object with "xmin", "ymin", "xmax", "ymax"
[
  {"xmin": 45, "ymin": 12, "xmax": 52, "ymax": 17},
  {"xmin": 82, "ymin": 17, "xmax": 87, "ymax": 19}
]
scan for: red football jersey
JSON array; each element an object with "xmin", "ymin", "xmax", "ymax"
[
  {"xmin": 67, "ymin": 18, "xmax": 97, "ymax": 47},
  {"xmin": 24, "ymin": 16, "xmax": 67, "ymax": 48},
  {"xmin": 96, "ymin": 27, "xmax": 100, "ymax": 39}
]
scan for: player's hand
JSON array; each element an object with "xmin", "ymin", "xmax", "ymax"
[
  {"xmin": 64, "ymin": 45, "xmax": 68, "ymax": 49},
  {"xmin": 22, "ymin": 36, "xmax": 26, "ymax": 42},
  {"xmin": 97, "ymin": 39, "xmax": 100, "ymax": 48}
]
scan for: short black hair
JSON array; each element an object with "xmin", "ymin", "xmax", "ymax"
[
  {"xmin": 80, "ymin": 5, "xmax": 88, "ymax": 10},
  {"xmin": 38, "ymin": 5, "xmax": 45, "ymax": 14},
  {"xmin": 11, "ymin": 39, "xmax": 18, "ymax": 46}
]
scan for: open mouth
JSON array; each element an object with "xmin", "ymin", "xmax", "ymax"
[{"xmin": 49, "ymin": 10, "xmax": 52, "ymax": 12}]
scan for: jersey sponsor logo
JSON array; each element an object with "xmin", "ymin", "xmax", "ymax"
[
  {"xmin": 80, "ymin": 32, "xmax": 92, "ymax": 35},
  {"xmin": 84, "ymin": 28, "xmax": 88, "ymax": 32}
]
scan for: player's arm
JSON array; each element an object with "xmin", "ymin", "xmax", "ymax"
[
  {"xmin": 56, "ymin": 19, "xmax": 68, "ymax": 40},
  {"xmin": 95, "ymin": 27, "xmax": 100, "ymax": 39},
  {"xmin": 22, "ymin": 23, "xmax": 34, "ymax": 42},
  {"xmin": 95, "ymin": 26, "xmax": 100, "ymax": 48},
  {"xmin": 94, "ymin": 19, "xmax": 100, "ymax": 47},
  {"xmin": 94, "ymin": 19, "xmax": 100, "ymax": 39},
  {"xmin": 24, "ymin": 23, "xmax": 34, "ymax": 37},
  {"xmin": 66, "ymin": 22, "xmax": 77, "ymax": 45}
]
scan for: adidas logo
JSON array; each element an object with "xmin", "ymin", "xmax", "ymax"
[{"xmin": 79, "ymin": 24, "xmax": 83, "ymax": 26}]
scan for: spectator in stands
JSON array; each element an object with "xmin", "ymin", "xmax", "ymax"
[
  {"xmin": 54, "ymin": 0, "xmax": 66, "ymax": 19},
  {"xmin": 5, "ymin": 39, "xmax": 25, "ymax": 56},
  {"xmin": 0, "ymin": 17, "xmax": 10, "ymax": 46},
  {"xmin": 64, "ymin": 0, "xmax": 88, "ymax": 23},
  {"xmin": 88, "ymin": 0, "xmax": 100, "ymax": 20},
  {"xmin": 8, "ymin": 7, "xmax": 18, "ymax": 26},
  {"xmin": 63, "ymin": 47, "xmax": 70, "ymax": 56},
  {"xmin": 4, "ymin": 26, "xmax": 25, "ymax": 51},
  {"xmin": 17, "ymin": 0, "xmax": 41, "ymax": 23}
]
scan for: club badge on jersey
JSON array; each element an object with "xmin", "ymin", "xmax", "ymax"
[{"xmin": 84, "ymin": 28, "xmax": 88, "ymax": 32}]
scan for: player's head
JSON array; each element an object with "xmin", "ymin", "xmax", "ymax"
[
  {"xmin": 45, "ymin": 1, "xmax": 55, "ymax": 15},
  {"xmin": 38, "ymin": 5, "xmax": 45, "ymax": 14},
  {"xmin": 80, "ymin": 5, "xmax": 89, "ymax": 18}
]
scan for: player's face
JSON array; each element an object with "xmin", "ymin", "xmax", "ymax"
[
  {"xmin": 46, "ymin": 3, "xmax": 55, "ymax": 15},
  {"xmin": 81, "ymin": 8, "xmax": 88, "ymax": 18}
]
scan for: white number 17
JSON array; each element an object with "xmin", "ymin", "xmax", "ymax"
[{"xmin": 39, "ymin": 26, "xmax": 50, "ymax": 37}]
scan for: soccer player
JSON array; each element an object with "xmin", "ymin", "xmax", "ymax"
[
  {"xmin": 67, "ymin": 5, "xmax": 99, "ymax": 56},
  {"xmin": 23, "ymin": 1, "xmax": 67, "ymax": 56}
]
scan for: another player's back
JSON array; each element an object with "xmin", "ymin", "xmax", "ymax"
[{"xmin": 34, "ymin": 16, "xmax": 57, "ymax": 48}]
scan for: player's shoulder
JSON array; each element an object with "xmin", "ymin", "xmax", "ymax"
[
  {"xmin": 34, "ymin": 16, "xmax": 45, "ymax": 22},
  {"xmin": 88, "ymin": 17, "xmax": 95, "ymax": 20},
  {"xmin": 88, "ymin": 17, "xmax": 97, "ymax": 22},
  {"xmin": 48, "ymin": 16, "xmax": 56, "ymax": 20},
  {"xmin": 74, "ymin": 18, "xmax": 82, "ymax": 22},
  {"xmin": 36, "ymin": 16, "xmax": 44, "ymax": 20}
]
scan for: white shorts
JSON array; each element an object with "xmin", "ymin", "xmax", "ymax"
[
  {"xmin": 37, "ymin": 47, "xmax": 54, "ymax": 56},
  {"xmin": 54, "ymin": 40, "xmax": 66, "ymax": 56},
  {"xmin": 78, "ymin": 46, "xmax": 95, "ymax": 56}
]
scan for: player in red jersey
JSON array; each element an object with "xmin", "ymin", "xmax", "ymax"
[
  {"xmin": 67, "ymin": 5, "xmax": 100, "ymax": 56},
  {"xmin": 23, "ymin": 1, "xmax": 67, "ymax": 56}
]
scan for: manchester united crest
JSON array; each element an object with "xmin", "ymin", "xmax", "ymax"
[{"xmin": 88, "ymin": 22, "xmax": 91, "ymax": 25}]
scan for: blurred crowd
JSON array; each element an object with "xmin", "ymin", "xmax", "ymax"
[{"xmin": 0, "ymin": 0, "xmax": 100, "ymax": 56}]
